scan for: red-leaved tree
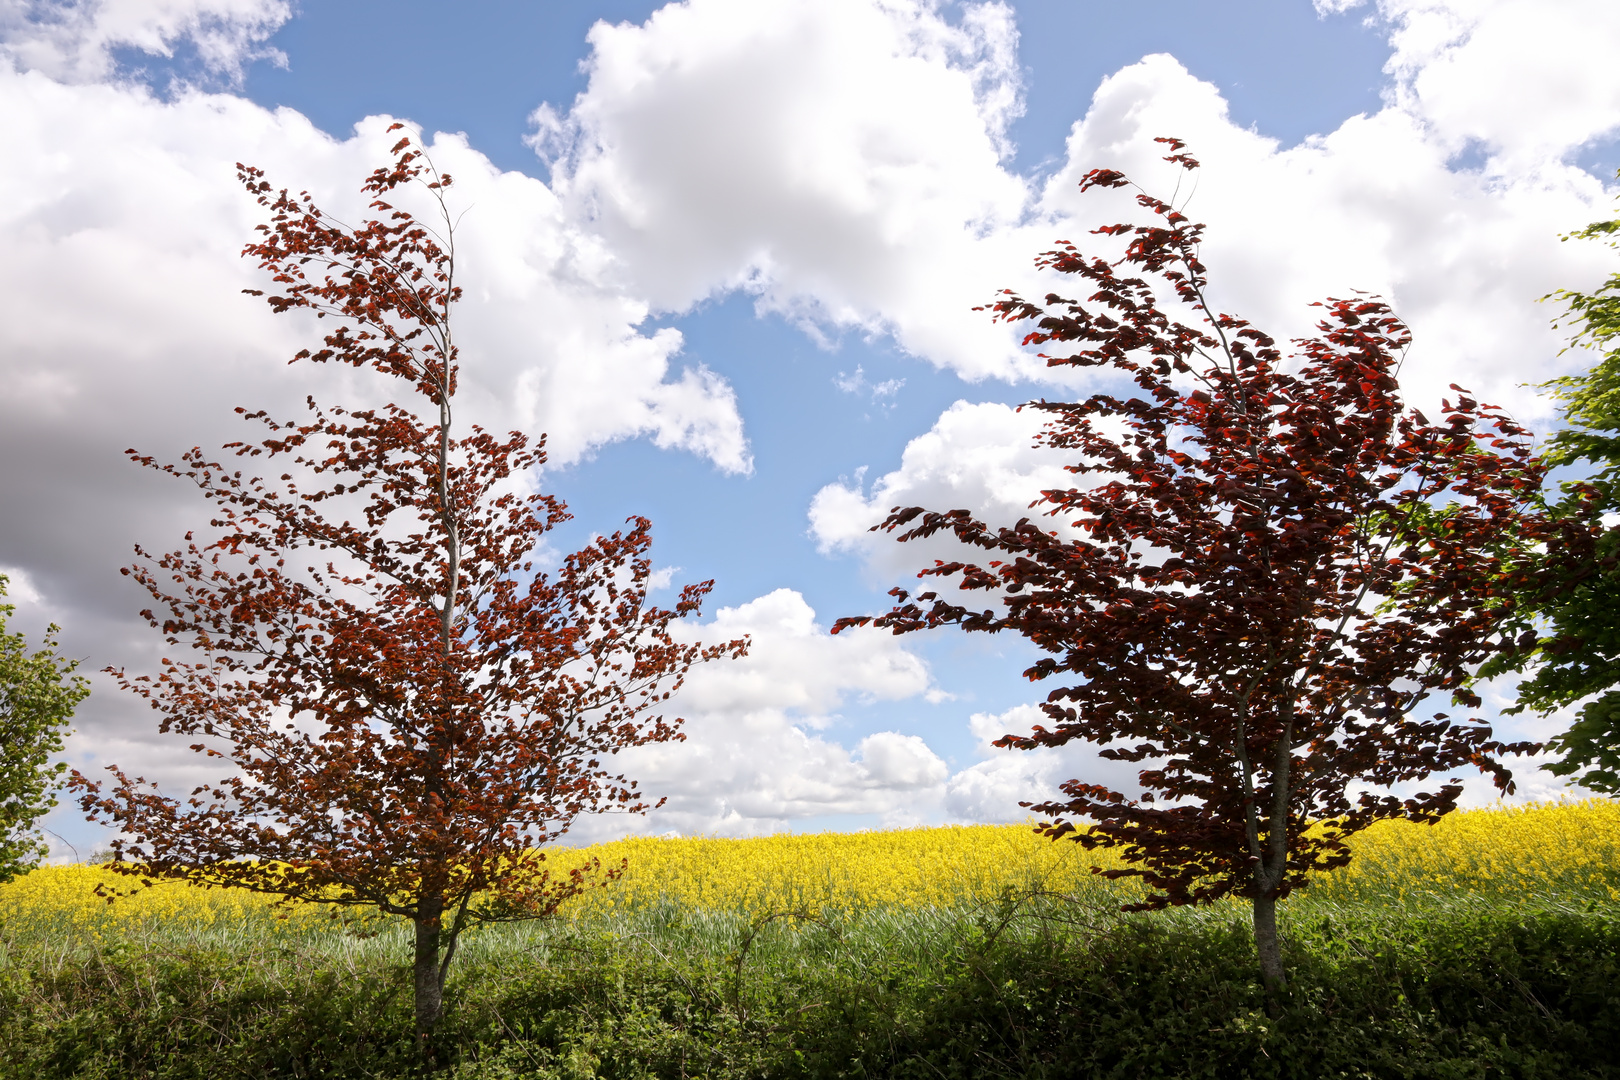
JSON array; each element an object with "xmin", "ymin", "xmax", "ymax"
[
  {"xmin": 834, "ymin": 142, "xmax": 1548, "ymax": 994},
  {"xmin": 72, "ymin": 129, "xmax": 746, "ymax": 1044}
]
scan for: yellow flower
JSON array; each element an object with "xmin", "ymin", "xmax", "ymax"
[{"xmin": 4, "ymin": 801, "xmax": 1613, "ymax": 949}]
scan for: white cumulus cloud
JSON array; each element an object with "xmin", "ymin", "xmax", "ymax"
[
  {"xmin": 1350, "ymin": 0, "xmax": 1620, "ymax": 169},
  {"xmin": 1037, "ymin": 49, "xmax": 1616, "ymax": 425},
  {"xmin": 578, "ymin": 588, "xmax": 950, "ymax": 838},
  {"xmin": 943, "ymin": 704, "xmax": 1145, "ymax": 823},
  {"xmin": 809, "ymin": 399, "xmax": 1075, "ymax": 584},
  {"xmin": 538, "ymin": 0, "xmax": 1046, "ymax": 381},
  {"xmin": 536, "ymin": 0, "xmax": 1618, "ymax": 425},
  {"xmin": 0, "ymin": 0, "xmax": 291, "ymax": 84}
]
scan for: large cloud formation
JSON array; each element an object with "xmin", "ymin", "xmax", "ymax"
[
  {"xmin": 0, "ymin": 0, "xmax": 291, "ymax": 84},
  {"xmin": 6, "ymin": 0, "xmax": 1619, "ymax": 851},
  {"xmin": 545, "ymin": 0, "xmax": 1620, "ymax": 420},
  {"xmin": 545, "ymin": 0, "xmax": 1620, "ymax": 673},
  {"xmin": 0, "ymin": 0, "xmax": 752, "ymax": 849},
  {"xmin": 573, "ymin": 589, "xmax": 951, "ymax": 840},
  {"xmin": 537, "ymin": 0, "xmax": 1046, "ymax": 381}
]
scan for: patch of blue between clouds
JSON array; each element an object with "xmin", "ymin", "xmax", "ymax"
[
  {"xmin": 1575, "ymin": 136, "xmax": 1620, "ymax": 184},
  {"xmin": 242, "ymin": 0, "xmax": 668, "ymax": 177},
  {"xmin": 1006, "ymin": 0, "xmax": 1391, "ymax": 175}
]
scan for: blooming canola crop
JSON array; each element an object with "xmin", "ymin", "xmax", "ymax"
[{"xmin": 3, "ymin": 801, "xmax": 1616, "ymax": 941}]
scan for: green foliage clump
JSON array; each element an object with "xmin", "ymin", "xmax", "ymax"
[
  {"xmin": 1487, "ymin": 196, "xmax": 1620, "ymax": 793},
  {"xmin": 0, "ymin": 575, "xmax": 88, "ymax": 881}
]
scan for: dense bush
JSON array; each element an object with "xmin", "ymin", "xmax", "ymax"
[{"xmin": 3, "ymin": 900, "xmax": 1617, "ymax": 1078}]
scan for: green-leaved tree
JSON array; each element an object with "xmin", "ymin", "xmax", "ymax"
[
  {"xmin": 1484, "ymin": 194, "xmax": 1620, "ymax": 792},
  {"xmin": 0, "ymin": 574, "xmax": 89, "ymax": 880}
]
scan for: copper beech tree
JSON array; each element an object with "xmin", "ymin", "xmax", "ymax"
[
  {"xmin": 72, "ymin": 129, "xmax": 745, "ymax": 1043},
  {"xmin": 835, "ymin": 143, "xmax": 1549, "ymax": 994}
]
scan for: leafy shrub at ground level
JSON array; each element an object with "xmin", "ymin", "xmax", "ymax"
[
  {"xmin": 861, "ymin": 909, "xmax": 1620, "ymax": 1080},
  {"xmin": 3, "ymin": 904, "xmax": 1617, "ymax": 1079}
]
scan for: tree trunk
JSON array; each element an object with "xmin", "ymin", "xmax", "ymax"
[
  {"xmin": 413, "ymin": 901, "xmax": 446, "ymax": 1054},
  {"xmin": 1252, "ymin": 892, "xmax": 1287, "ymax": 999}
]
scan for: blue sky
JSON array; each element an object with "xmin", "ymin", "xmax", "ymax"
[{"xmin": 3, "ymin": 0, "xmax": 1618, "ymax": 854}]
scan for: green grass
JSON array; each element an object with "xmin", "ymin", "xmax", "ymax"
[{"xmin": 3, "ymin": 888, "xmax": 1619, "ymax": 1079}]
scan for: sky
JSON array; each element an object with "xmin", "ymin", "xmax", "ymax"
[{"xmin": 2, "ymin": 0, "xmax": 1619, "ymax": 857}]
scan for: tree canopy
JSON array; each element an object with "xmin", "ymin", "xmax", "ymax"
[
  {"xmin": 837, "ymin": 142, "xmax": 1552, "ymax": 994},
  {"xmin": 72, "ymin": 131, "xmax": 745, "ymax": 1048},
  {"xmin": 0, "ymin": 574, "xmax": 89, "ymax": 882}
]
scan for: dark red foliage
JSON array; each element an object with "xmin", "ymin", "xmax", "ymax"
[
  {"xmin": 72, "ymin": 129, "xmax": 746, "ymax": 1042},
  {"xmin": 835, "ymin": 141, "xmax": 1548, "ymax": 990}
]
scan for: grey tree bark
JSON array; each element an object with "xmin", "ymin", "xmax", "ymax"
[
  {"xmin": 1252, "ymin": 892, "xmax": 1287, "ymax": 996},
  {"xmin": 413, "ymin": 896, "xmax": 447, "ymax": 1052}
]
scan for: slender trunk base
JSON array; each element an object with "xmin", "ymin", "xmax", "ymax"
[
  {"xmin": 1252, "ymin": 892, "xmax": 1287, "ymax": 1009},
  {"xmin": 414, "ymin": 912, "xmax": 445, "ymax": 1059}
]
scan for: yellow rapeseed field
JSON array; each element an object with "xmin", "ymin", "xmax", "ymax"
[
  {"xmin": 1307, "ymin": 798, "xmax": 1620, "ymax": 906},
  {"xmin": 3, "ymin": 801, "xmax": 1615, "ymax": 941},
  {"xmin": 0, "ymin": 863, "xmax": 334, "ymax": 944},
  {"xmin": 548, "ymin": 822, "xmax": 1134, "ymax": 915}
]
